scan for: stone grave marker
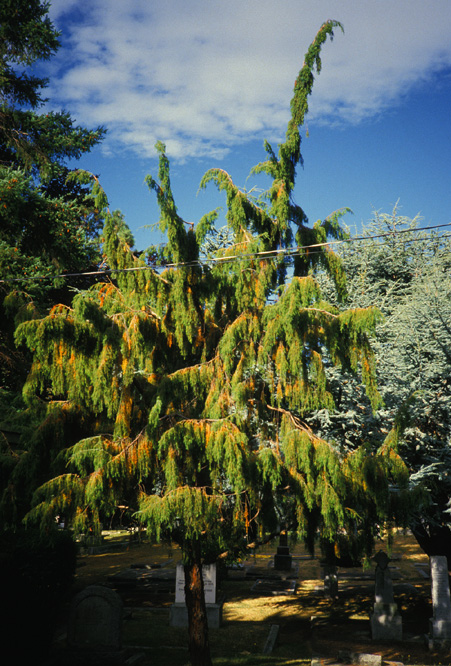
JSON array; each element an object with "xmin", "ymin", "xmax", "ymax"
[
  {"xmin": 170, "ymin": 562, "xmax": 224, "ymax": 628},
  {"xmin": 201, "ymin": 562, "xmax": 217, "ymax": 604},
  {"xmin": 263, "ymin": 624, "xmax": 280, "ymax": 654},
  {"xmin": 67, "ymin": 584, "xmax": 127, "ymax": 664},
  {"xmin": 370, "ymin": 551, "xmax": 402, "ymax": 641},
  {"xmin": 337, "ymin": 651, "xmax": 383, "ymax": 666},
  {"xmin": 427, "ymin": 554, "xmax": 451, "ymax": 648},
  {"xmin": 322, "ymin": 563, "xmax": 338, "ymax": 599},
  {"xmin": 274, "ymin": 531, "xmax": 293, "ymax": 571},
  {"xmin": 251, "ymin": 578, "xmax": 296, "ymax": 595},
  {"xmin": 174, "ymin": 562, "xmax": 186, "ymax": 603},
  {"xmin": 414, "ymin": 562, "xmax": 430, "ymax": 578},
  {"xmin": 174, "ymin": 561, "xmax": 216, "ymax": 604}
]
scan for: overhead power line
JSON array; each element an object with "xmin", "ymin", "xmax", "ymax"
[{"xmin": 1, "ymin": 222, "xmax": 451, "ymax": 285}]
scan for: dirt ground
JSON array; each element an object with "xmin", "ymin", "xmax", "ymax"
[{"xmin": 57, "ymin": 530, "xmax": 451, "ymax": 666}]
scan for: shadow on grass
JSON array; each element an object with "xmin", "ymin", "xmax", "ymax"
[
  {"xmin": 123, "ymin": 608, "xmax": 311, "ymax": 665},
  {"xmin": 213, "ymin": 657, "xmax": 310, "ymax": 665}
]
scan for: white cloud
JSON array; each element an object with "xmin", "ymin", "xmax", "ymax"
[{"xmin": 45, "ymin": 0, "xmax": 451, "ymax": 161}]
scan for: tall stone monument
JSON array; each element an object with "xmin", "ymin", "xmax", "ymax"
[
  {"xmin": 370, "ymin": 551, "xmax": 402, "ymax": 641},
  {"xmin": 427, "ymin": 555, "xmax": 451, "ymax": 649}
]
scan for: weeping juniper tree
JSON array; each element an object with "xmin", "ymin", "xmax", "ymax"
[{"xmin": 16, "ymin": 22, "xmax": 407, "ymax": 666}]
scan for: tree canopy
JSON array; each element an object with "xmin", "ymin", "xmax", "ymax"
[
  {"xmin": 0, "ymin": 0, "xmax": 105, "ymax": 393},
  {"xmin": 0, "ymin": 0, "xmax": 105, "ymax": 176},
  {"xmin": 312, "ymin": 207, "xmax": 451, "ymax": 559}
]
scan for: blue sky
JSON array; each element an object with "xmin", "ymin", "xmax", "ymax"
[{"xmin": 42, "ymin": 0, "xmax": 451, "ymax": 251}]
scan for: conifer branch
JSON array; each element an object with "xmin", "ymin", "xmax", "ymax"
[
  {"xmin": 301, "ymin": 307, "xmax": 339, "ymax": 318},
  {"xmin": 266, "ymin": 404, "xmax": 314, "ymax": 434}
]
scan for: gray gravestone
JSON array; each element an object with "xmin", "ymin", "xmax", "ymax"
[
  {"xmin": 263, "ymin": 624, "xmax": 280, "ymax": 654},
  {"xmin": 337, "ymin": 652, "xmax": 382, "ymax": 666},
  {"xmin": 170, "ymin": 562, "xmax": 223, "ymax": 628},
  {"xmin": 374, "ymin": 551, "xmax": 393, "ymax": 604},
  {"xmin": 67, "ymin": 585, "xmax": 126, "ymax": 664},
  {"xmin": 174, "ymin": 562, "xmax": 188, "ymax": 604},
  {"xmin": 427, "ymin": 555, "xmax": 451, "ymax": 647},
  {"xmin": 370, "ymin": 551, "xmax": 402, "ymax": 641},
  {"xmin": 274, "ymin": 531, "xmax": 293, "ymax": 571},
  {"xmin": 323, "ymin": 564, "xmax": 338, "ymax": 599}
]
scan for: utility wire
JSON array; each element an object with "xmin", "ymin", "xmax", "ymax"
[{"xmin": 1, "ymin": 222, "xmax": 451, "ymax": 285}]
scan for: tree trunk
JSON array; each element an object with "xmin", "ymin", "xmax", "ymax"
[{"xmin": 184, "ymin": 545, "xmax": 212, "ymax": 666}]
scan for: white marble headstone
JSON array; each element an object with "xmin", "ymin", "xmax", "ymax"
[
  {"xmin": 429, "ymin": 555, "xmax": 451, "ymax": 640},
  {"xmin": 175, "ymin": 563, "xmax": 186, "ymax": 604},
  {"xmin": 175, "ymin": 562, "xmax": 217, "ymax": 605}
]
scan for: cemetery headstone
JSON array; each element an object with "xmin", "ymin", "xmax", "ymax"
[
  {"xmin": 251, "ymin": 578, "xmax": 296, "ymax": 595},
  {"xmin": 427, "ymin": 554, "xmax": 451, "ymax": 648},
  {"xmin": 174, "ymin": 562, "xmax": 217, "ymax": 604},
  {"xmin": 322, "ymin": 563, "xmax": 338, "ymax": 599},
  {"xmin": 370, "ymin": 551, "xmax": 402, "ymax": 641},
  {"xmin": 337, "ymin": 651, "xmax": 382, "ymax": 666},
  {"xmin": 263, "ymin": 624, "xmax": 280, "ymax": 654},
  {"xmin": 274, "ymin": 531, "xmax": 293, "ymax": 571},
  {"xmin": 66, "ymin": 585, "xmax": 127, "ymax": 664},
  {"xmin": 170, "ymin": 562, "xmax": 224, "ymax": 628}
]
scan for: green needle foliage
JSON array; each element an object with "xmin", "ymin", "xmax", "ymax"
[
  {"xmin": 0, "ymin": 0, "xmax": 105, "ymax": 176},
  {"xmin": 312, "ymin": 207, "xmax": 451, "ymax": 556},
  {"xmin": 0, "ymin": 1, "xmax": 105, "ymax": 392},
  {"xmin": 13, "ymin": 22, "xmax": 408, "ymax": 666},
  {"xmin": 0, "ymin": 1, "xmax": 106, "ymax": 532}
]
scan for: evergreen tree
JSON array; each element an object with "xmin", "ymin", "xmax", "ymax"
[
  {"xmin": 395, "ymin": 249, "xmax": 451, "ymax": 559},
  {"xmin": 0, "ymin": 0, "xmax": 105, "ymax": 392},
  {"xmin": 15, "ymin": 23, "xmax": 407, "ymax": 666},
  {"xmin": 313, "ymin": 207, "xmax": 451, "ymax": 559},
  {"xmin": 0, "ymin": 0, "xmax": 104, "ymax": 175},
  {"xmin": 0, "ymin": 0, "xmax": 105, "ymax": 530}
]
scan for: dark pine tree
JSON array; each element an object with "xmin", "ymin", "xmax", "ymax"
[{"xmin": 0, "ymin": 0, "xmax": 105, "ymax": 392}]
